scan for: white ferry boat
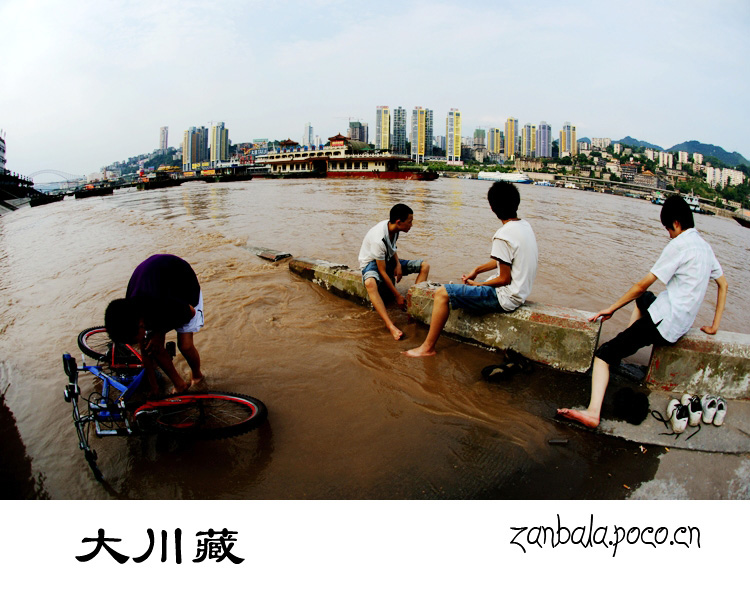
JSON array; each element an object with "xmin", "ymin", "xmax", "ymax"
[
  {"xmin": 476, "ymin": 171, "xmax": 533, "ymax": 184},
  {"xmin": 257, "ymin": 134, "xmax": 437, "ymax": 180},
  {"xmin": 533, "ymin": 180, "xmax": 554, "ymax": 187}
]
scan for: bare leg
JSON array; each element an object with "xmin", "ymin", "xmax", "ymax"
[
  {"xmin": 365, "ymin": 278, "xmax": 403, "ymax": 341},
  {"xmin": 177, "ymin": 332, "xmax": 204, "ymax": 387},
  {"xmin": 627, "ymin": 303, "xmax": 642, "ymax": 327},
  {"xmin": 145, "ymin": 332, "xmax": 190, "ymax": 394},
  {"xmin": 403, "ymin": 286, "xmax": 450, "ymax": 357},
  {"xmin": 415, "ymin": 261, "xmax": 430, "ymax": 284},
  {"xmin": 556, "ymin": 357, "xmax": 609, "ymax": 428}
]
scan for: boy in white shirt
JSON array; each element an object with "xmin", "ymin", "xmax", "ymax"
[
  {"xmin": 557, "ymin": 194, "xmax": 728, "ymax": 428},
  {"xmin": 359, "ymin": 203, "xmax": 430, "ymax": 340},
  {"xmin": 404, "ymin": 181, "xmax": 538, "ymax": 357}
]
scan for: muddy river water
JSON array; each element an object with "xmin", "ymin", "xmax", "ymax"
[{"xmin": 1, "ymin": 178, "xmax": 748, "ymax": 499}]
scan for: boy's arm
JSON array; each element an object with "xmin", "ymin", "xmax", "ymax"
[
  {"xmin": 589, "ymin": 273, "xmax": 657, "ymax": 323},
  {"xmin": 392, "ymin": 252, "xmax": 403, "ymax": 282},
  {"xmin": 461, "ymin": 259, "xmax": 500, "ymax": 284},
  {"xmin": 700, "ymin": 275, "xmax": 728, "ymax": 335},
  {"xmin": 464, "ymin": 262, "xmax": 511, "ymax": 287},
  {"xmin": 375, "ymin": 259, "xmax": 405, "ymax": 307}
]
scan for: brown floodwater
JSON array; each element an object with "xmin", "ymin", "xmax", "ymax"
[{"xmin": 1, "ymin": 178, "xmax": 747, "ymax": 499}]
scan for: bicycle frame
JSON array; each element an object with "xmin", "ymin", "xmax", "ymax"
[{"xmin": 64, "ymin": 353, "xmax": 144, "ymax": 440}]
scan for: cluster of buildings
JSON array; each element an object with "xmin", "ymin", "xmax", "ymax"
[{"xmin": 368, "ymin": 106, "xmax": 579, "ymax": 165}]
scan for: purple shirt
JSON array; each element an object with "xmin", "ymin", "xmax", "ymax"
[{"xmin": 126, "ymin": 254, "xmax": 200, "ymax": 333}]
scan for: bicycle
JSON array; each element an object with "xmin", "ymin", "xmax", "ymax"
[{"xmin": 63, "ymin": 326, "xmax": 267, "ymax": 481}]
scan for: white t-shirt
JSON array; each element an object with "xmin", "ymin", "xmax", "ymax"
[
  {"xmin": 489, "ymin": 219, "xmax": 538, "ymax": 311},
  {"xmin": 647, "ymin": 228, "xmax": 723, "ymax": 343},
  {"xmin": 358, "ymin": 220, "xmax": 398, "ymax": 269}
]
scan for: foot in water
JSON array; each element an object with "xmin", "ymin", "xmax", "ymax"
[
  {"xmin": 169, "ymin": 380, "xmax": 192, "ymax": 395},
  {"xmin": 402, "ymin": 346, "xmax": 436, "ymax": 357},
  {"xmin": 556, "ymin": 408, "xmax": 600, "ymax": 429}
]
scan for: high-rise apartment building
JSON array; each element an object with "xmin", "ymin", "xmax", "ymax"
[
  {"xmin": 210, "ymin": 122, "xmax": 229, "ymax": 166},
  {"xmin": 488, "ymin": 127, "xmax": 502, "ymax": 156},
  {"xmin": 392, "ymin": 107, "xmax": 407, "ymax": 154},
  {"xmin": 559, "ymin": 122, "xmax": 577, "ymax": 156},
  {"xmin": 536, "ymin": 121, "xmax": 551, "ymax": 158},
  {"xmin": 521, "ymin": 123, "xmax": 537, "ymax": 158},
  {"xmin": 446, "ymin": 108, "xmax": 462, "ymax": 163},
  {"xmin": 159, "ymin": 126, "xmax": 168, "ymax": 154},
  {"xmin": 693, "ymin": 153, "xmax": 704, "ymax": 165},
  {"xmin": 182, "ymin": 126, "xmax": 209, "ymax": 171},
  {"xmin": 411, "ymin": 107, "xmax": 433, "ymax": 163},
  {"xmin": 375, "ymin": 106, "xmax": 390, "ymax": 151},
  {"xmin": 591, "ymin": 137, "xmax": 611, "ymax": 150},
  {"xmin": 348, "ymin": 121, "xmax": 368, "ymax": 143},
  {"xmin": 302, "ymin": 122, "xmax": 313, "ymax": 147},
  {"xmin": 505, "ymin": 118, "xmax": 518, "ymax": 158},
  {"xmin": 658, "ymin": 151, "xmax": 673, "ymax": 169}
]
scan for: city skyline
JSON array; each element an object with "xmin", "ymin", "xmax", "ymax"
[{"xmin": 2, "ymin": 0, "xmax": 748, "ymax": 178}]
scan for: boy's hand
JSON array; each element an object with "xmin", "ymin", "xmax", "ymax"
[
  {"xmin": 589, "ymin": 308, "xmax": 614, "ymax": 323},
  {"xmin": 394, "ymin": 262, "xmax": 403, "ymax": 283},
  {"xmin": 395, "ymin": 293, "xmax": 406, "ymax": 310}
]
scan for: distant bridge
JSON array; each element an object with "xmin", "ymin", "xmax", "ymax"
[{"xmin": 28, "ymin": 170, "xmax": 85, "ymax": 190}]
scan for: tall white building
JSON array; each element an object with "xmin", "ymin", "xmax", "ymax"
[
  {"xmin": 536, "ymin": 122, "xmax": 551, "ymax": 158},
  {"xmin": 392, "ymin": 107, "xmax": 407, "ymax": 154},
  {"xmin": 658, "ymin": 151, "xmax": 673, "ymax": 169},
  {"xmin": 302, "ymin": 122, "xmax": 313, "ymax": 147},
  {"xmin": 521, "ymin": 123, "xmax": 536, "ymax": 157},
  {"xmin": 159, "ymin": 126, "xmax": 168, "ymax": 154}
]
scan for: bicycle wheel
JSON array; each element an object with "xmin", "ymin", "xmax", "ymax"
[
  {"xmin": 150, "ymin": 392, "xmax": 267, "ymax": 439},
  {"xmin": 77, "ymin": 326, "xmax": 110, "ymax": 361},
  {"xmin": 77, "ymin": 326, "xmax": 142, "ymax": 368}
]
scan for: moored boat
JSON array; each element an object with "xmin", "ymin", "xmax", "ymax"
[
  {"xmin": 258, "ymin": 135, "xmax": 437, "ymax": 181},
  {"xmin": 477, "ymin": 170, "xmax": 533, "ymax": 184}
]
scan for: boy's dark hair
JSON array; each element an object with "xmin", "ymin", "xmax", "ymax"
[
  {"xmin": 104, "ymin": 298, "xmax": 142, "ymax": 343},
  {"xmin": 389, "ymin": 203, "xmax": 413, "ymax": 223},
  {"xmin": 660, "ymin": 194, "xmax": 694, "ymax": 230},
  {"xmin": 487, "ymin": 181, "xmax": 520, "ymax": 220}
]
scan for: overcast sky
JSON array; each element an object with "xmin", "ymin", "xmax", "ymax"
[{"xmin": 2, "ymin": 0, "xmax": 748, "ymax": 179}]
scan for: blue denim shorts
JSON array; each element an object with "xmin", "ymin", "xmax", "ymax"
[
  {"xmin": 444, "ymin": 283, "xmax": 503, "ymax": 313},
  {"xmin": 361, "ymin": 258, "xmax": 423, "ymax": 284}
]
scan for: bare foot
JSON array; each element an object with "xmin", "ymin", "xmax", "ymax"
[
  {"xmin": 169, "ymin": 380, "xmax": 191, "ymax": 395},
  {"xmin": 556, "ymin": 408, "xmax": 600, "ymax": 428},
  {"xmin": 402, "ymin": 346, "xmax": 436, "ymax": 358},
  {"xmin": 191, "ymin": 375, "xmax": 207, "ymax": 391},
  {"xmin": 389, "ymin": 325, "xmax": 404, "ymax": 341}
]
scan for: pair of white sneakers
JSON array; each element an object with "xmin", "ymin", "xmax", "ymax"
[{"xmin": 666, "ymin": 393, "xmax": 727, "ymax": 434}]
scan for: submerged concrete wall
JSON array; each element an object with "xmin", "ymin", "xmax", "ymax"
[
  {"xmin": 647, "ymin": 329, "xmax": 750, "ymax": 400},
  {"xmin": 287, "ymin": 258, "xmax": 601, "ymax": 373},
  {"xmin": 286, "ymin": 257, "xmax": 750, "ymax": 395},
  {"xmin": 406, "ymin": 283, "xmax": 601, "ymax": 373},
  {"xmin": 289, "ymin": 258, "xmax": 371, "ymax": 306}
]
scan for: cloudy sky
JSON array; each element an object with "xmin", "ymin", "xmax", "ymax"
[{"xmin": 2, "ymin": 0, "xmax": 748, "ymax": 179}]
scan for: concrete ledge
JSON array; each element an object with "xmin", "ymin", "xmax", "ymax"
[
  {"xmin": 646, "ymin": 329, "xmax": 750, "ymax": 400},
  {"xmin": 407, "ymin": 283, "xmax": 601, "ymax": 373},
  {"xmin": 289, "ymin": 258, "xmax": 371, "ymax": 306}
]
